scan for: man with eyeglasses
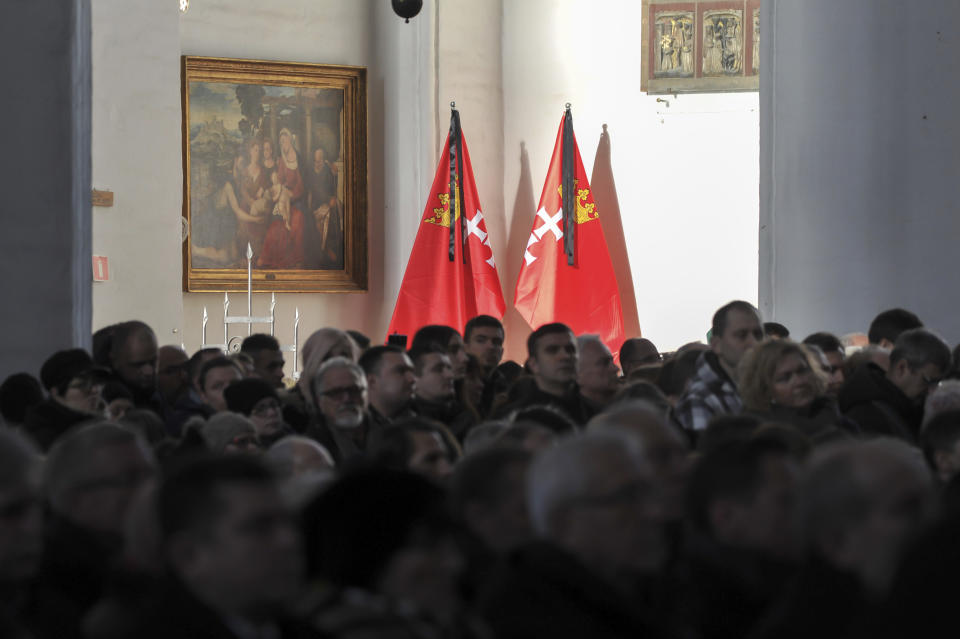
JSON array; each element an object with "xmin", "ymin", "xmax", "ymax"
[
  {"xmin": 23, "ymin": 349, "xmax": 108, "ymax": 451},
  {"xmin": 840, "ymin": 328, "xmax": 951, "ymax": 443},
  {"xmin": 308, "ymin": 357, "xmax": 372, "ymax": 464}
]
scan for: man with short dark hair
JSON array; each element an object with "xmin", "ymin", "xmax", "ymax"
[
  {"xmin": 241, "ymin": 334, "xmax": 285, "ymax": 388},
  {"xmin": 803, "ymin": 332, "xmax": 846, "ymax": 396},
  {"xmin": 198, "ymin": 357, "xmax": 243, "ymax": 414},
  {"xmin": 130, "ymin": 455, "xmax": 316, "ymax": 638},
  {"xmin": 464, "ymin": 315, "xmax": 505, "ymax": 375},
  {"xmin": 840, "ymin": 328, "xmax": 951, "ymax": 442},
  {"xmin": 23, "ymin": 349, "xmax": 105, "ymax": 451},
  {"xmin": 868, "ymin": 308, "xmax": 923, "ymax": 349},
  {"xmin": 676, "ymin": 301, "xmax": 763, "ymax": 432},
  {"xmin": 619, "ymin": 338, "xmax": 661, "ymax": 378},
  {"xmin": 359, "ymin": 345, "xmax": 416, "ymax": 428},
  {"xmin": 410, "ymin": 325, "xmax": 469, "ymax": 380},
  {"xmin": 108, "ymin": 320, "xmax": 159, "ymax": 407},
  {"xmin": 496, "ymin": 323, "xmax": 587, "ymax": 425},
  {"xmin": 408, "ymin": 344, "xmax": 475, "ymax": 437},
  {"xmin": 464, "ymin": 315, "xmax": 509, "ymax": 418}
]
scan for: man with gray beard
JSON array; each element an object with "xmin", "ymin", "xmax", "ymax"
[{"xmin": 308, "ymin": 357, "xmax": 372, "ymax": 464}]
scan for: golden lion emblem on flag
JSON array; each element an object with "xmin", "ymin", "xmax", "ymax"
[
  {"xmin": 557, "ymin": 181, "xmax": 599, "ymax": 224},
  {"xmin": 424, "ymin": 189, "xmax": 462, "ymax": 227}
]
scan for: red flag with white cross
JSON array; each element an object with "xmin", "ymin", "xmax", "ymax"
[
  {"xmin": 387, "ymin": 108, "xmax": 506, "ymax": 341},
  {"xmin": 514, "ymin": 106, "xmax": 625, "ymax": 354}
]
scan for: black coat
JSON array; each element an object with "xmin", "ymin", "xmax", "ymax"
[
  {"xmin": 21, "ymin": 399, "xmax": 92, "ymax": 451},
  {"xmin": 477, "ymin": 541, "xmax": 680, "ymax": 639},
  {"xmin": 121, "ymin": 578, "xmax": 323, "ymax": 639},
  {"xmin": 838, "ymin": 364, "xmax": 921, "ymax": 442},
  {"xmin": 749, "ymin": 557, "xmax": 871, "ymax": 639}
]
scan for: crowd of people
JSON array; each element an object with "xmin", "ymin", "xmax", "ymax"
[{"xmin": 2, "ymin": 303, "xmax": 960, "ymax": 638}]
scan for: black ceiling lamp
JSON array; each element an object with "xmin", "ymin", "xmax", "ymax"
[{"xmin": 391, "ymin": 0, "xmax": 423, "ymax": 23}]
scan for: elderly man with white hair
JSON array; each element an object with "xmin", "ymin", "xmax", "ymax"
[
  {"xmin": 308, "ymin": 356, "xmax": 372, "ymax": 464},
  {"xmin": 753, "ymin": 438, "xmax": 937, "ymax": 639},
  {"xmin": 478, "ymin": 430, "xmax": 674, "ymax": 639},
  {"xmin": 575, "ymin": 335, "xmax": 621, "ymax": 413}
]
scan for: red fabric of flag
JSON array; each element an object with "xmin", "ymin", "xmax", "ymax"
[
  {"xmin": 387, "ymin": 125, "xmax": 505, "ymax": 341},
  {"xmin": 514, "ymin": 111, "xmax": 625, "ymax": 355}
]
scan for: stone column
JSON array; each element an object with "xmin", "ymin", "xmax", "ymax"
[
  {"xmin": 760, "ymin": 0, "xmax": 960, "ymax": 342},
  {"xmin": 0, "ymin": 0, "xmax": 92, "ymax": 380}
]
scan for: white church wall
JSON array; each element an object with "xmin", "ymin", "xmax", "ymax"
[
  {"xmin": 91, "ymin": 0, "xmax": 439, "ymax": 374},
  {"xmin": 501, "ymin": 0, "xmax": 760, "ymax": 354},
  {"xmin": 91, "ymin": 0, "xmax": 183, "ymax": 344},
  {"xmin": 761, "ymin": 0, "xmax": 960, "ymax": 344},
  {"xmin": 90, "ymin": 0, "xmax": 760, "ymax": 373}
]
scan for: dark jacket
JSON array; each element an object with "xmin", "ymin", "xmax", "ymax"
[
  {"xmin": 22, "ymin": 399, "xmax": 93, "ymax": 451},
  {"xmin": 678, "ymin": 535, "xmax": 797, "ymax": 639},
  {"xmin": 477, "ymin": 541, "xmax": 678, "ymax": 639},
  {"xmin": 166, "ymin": 388, "xmax": 215, "ymax": 438},
  {"xmin": 30, "ymin": 516, "xmax": 123, "ymax": 639},
  {"xmin": 120, "ymin": 578, "xmax": 323, "ymax": 639},
  {"xmin": 493, "ymin": 381, "xmax": 588, "ymax": 427},
  {"xmin": 410, "ymin": 396, "xmax": 477, "ymax": 440},
  {"xmin": 839, "ymin": 364, "xmax": 921, "ymax": 442},
  {"xmin": 750, "ymin": 556, "xmax": 871, "ymax": 639},
  {"xmin": 747, "ymin": 396, "xmax": 857, "ymax": 443}
]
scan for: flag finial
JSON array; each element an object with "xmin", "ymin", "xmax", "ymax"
[
  {"xmin": 450, "ymin": 101, "xmax": 456, "ymax": 109},
  {"xmin": 565, "ymin": 102, "xmax": 572, "ymax": 110}
]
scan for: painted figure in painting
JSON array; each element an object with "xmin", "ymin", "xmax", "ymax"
[{"xmin": 187, "ymin": 83, "xmax": 345, "ymax": 271}]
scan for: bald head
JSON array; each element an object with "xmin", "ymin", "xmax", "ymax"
[{"xmin": 109, "ymin": 321, "xmax": 158, "ymax": 400}]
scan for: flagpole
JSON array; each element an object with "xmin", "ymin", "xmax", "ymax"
[{"xmin": 562, "ymin": 103, "xmax": 576, "ymax": 266}]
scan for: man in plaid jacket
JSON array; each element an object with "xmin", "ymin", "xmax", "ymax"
[{"xmin": 675, "ymin": 301, "xmax": 764, "ymax": 432}]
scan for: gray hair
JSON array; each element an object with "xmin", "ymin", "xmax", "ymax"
[
  {"xmin": 527, "ymin": 430, "xmax": 641, "ymax": 537},
  {"xmin": 265, "ymin": 435, "xmax": 335, "ymax": 478},
  {"xmin": 45, "ymin": 421, "xmax": 153, "ymax": 511},
  {"xmin": 310, "ymin": 356, "xmax": 366, "ymax": 403},
  {"xmin": 923, "ymin": 380, "xmax": 960, "ymax": 427},
  {"xmin": 798, "ymin": 438, "xmax": 932, "ymax": 551},
  {"xmin": 576, "ymin": 334, "xmax": 606, "ymax": 351},
  {"xmin": 200, "ymin": 413, "xmax": 256, "ymax": 453}
]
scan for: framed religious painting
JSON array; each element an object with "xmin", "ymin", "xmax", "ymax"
[
  {"xmin": 641, "ymin": 0, "xmax": 760, "ymax": 94},
  {"xmin": 182, "ymin": 56, "xmax": 367, "ymax": 292}
]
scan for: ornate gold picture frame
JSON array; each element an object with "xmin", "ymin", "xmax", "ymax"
[
  {"xmin": 641, "ymin": 0, "xmax": 760, "ymax": 94},
  {"xmin": 181, "ymin": 56, "xmax": 367, "ymax": 292}
]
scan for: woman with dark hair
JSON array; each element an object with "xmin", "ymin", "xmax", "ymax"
[{"xmin": 738, "ymin": 339, "xmax": 853, "ymax": 443}]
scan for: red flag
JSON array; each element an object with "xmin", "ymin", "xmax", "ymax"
[
  {"xmin": 387, "ymin": 110, "xmax": 505, "ymax": 340},
  {"xmin": 514, "ymin": 107, "xmax": 625, "ymax": 354}
]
